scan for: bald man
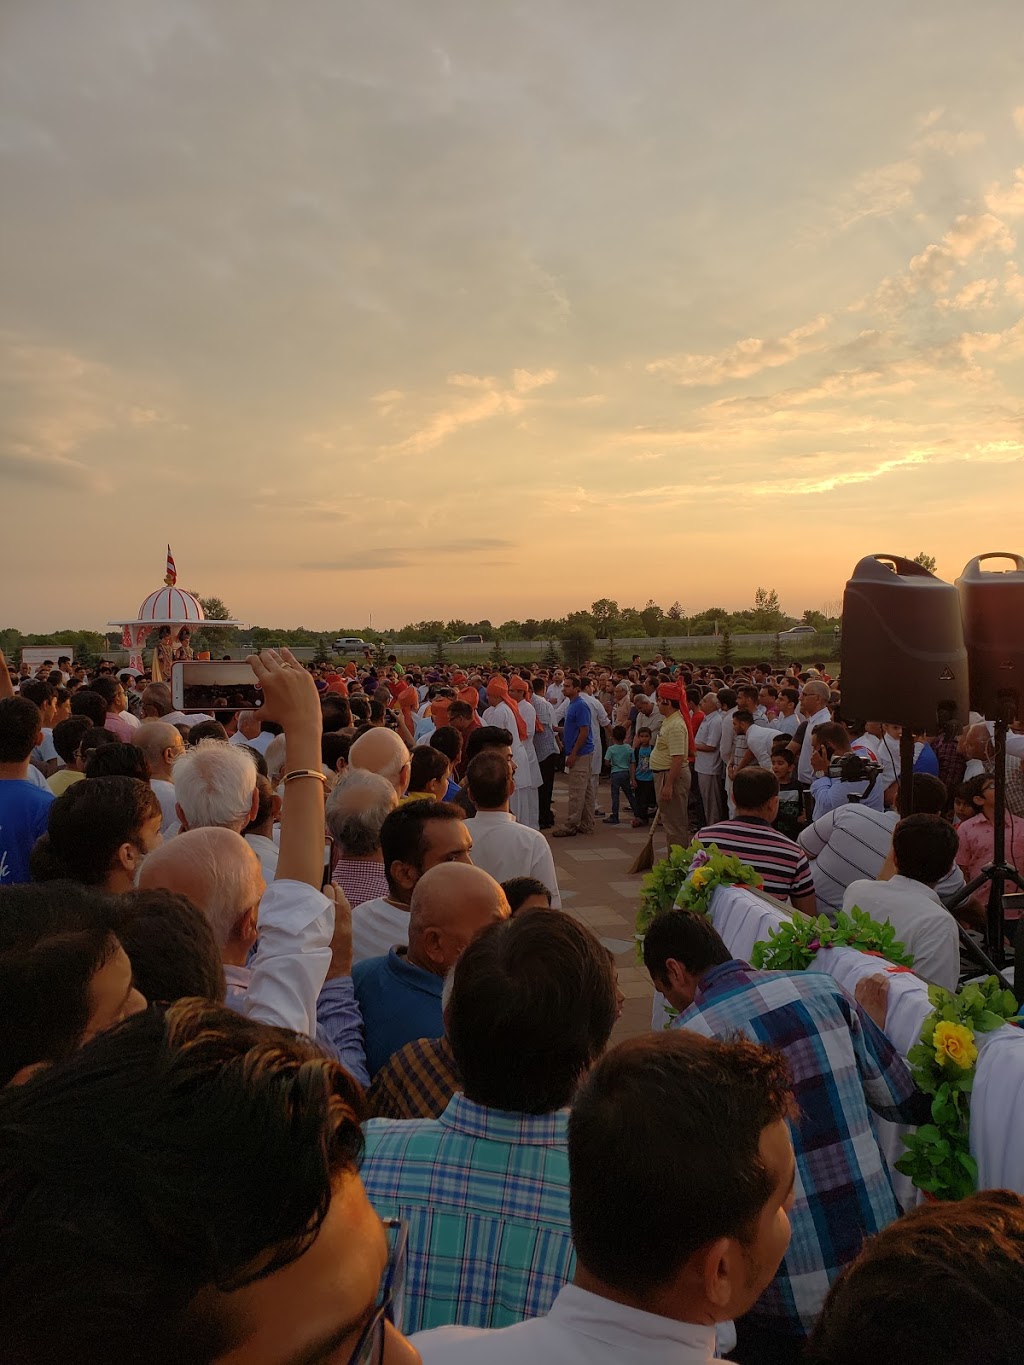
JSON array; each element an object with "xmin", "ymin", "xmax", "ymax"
[
  {"xmin": 349, "ymin": 726, "xmax": 412, "ymax": 797},
  {"xmin": 353, "ymin": 862, "xmax": 509, "ymax": 1077},
  {"xmin": 131, "ymin": 721, "xmax": 186, "ymax": 833}
]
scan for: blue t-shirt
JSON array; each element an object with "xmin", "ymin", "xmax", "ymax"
[
  {"xmin": 634, "ymin": 745, "xmax": 654, "ymax": 782},
  {"xmin": 352, "ymin": 947, "xmax": 444, "ymax": 1078},
  {"xmin": 563, "ymin": 697, "xmax": 595, "ymax": 758},
  {"xmin": 914, "ymin": 745, "xmax": 940, "ymax": 777},
  {"xmin": 0, "ymin": 779, "xmax": 54, "ymax": 885},
  {"xmin": 606, "ymin": 744, "xmax": 633, "ymax": 773}
]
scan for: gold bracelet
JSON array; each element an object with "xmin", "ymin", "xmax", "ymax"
[{"xmin": 281, "ymin": 768, "xmax": 329, "ymax": 787}]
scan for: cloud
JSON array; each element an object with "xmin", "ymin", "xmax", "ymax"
[
  {"xmin": 873, "ymin": 212, "xmax": 1016, "ymax": 310},
  {"xmin": 646, "ymin": 316, "xmax": 830, "ymax": 387},
  {"xmin": 936, "ymin": 277, "xmax": 998, "ymax": 311},
  {"xmin": 0, "ymin": 449, "xmax": 97, "ymax": 489},
  {"xmin": 300, "ymin": 536, "xmax": 517, "ymax": 571},
  {"xmin": 836, "ymin": 159, "xmax": 923, "ymax": 230},
  {"xmin": 1015, "ymin": 108, "xmax": 1024, "ymax": 135},
  {"xmin": 384, "ymin": 369, "xmax": 559, "ymax": 456},
  {"xmin": 985, "ymin": 168, "xmax": 1024, "ymax": 218}
]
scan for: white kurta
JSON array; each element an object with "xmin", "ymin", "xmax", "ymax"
[{"xmin": 483, "ymin": 701, "xmax": 536, "ymax": 827}]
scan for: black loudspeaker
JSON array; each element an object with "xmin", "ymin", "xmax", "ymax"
[
  {"xmin": 840, "ymin": 554, "xmax": 969, "ymax": 729},
  {"xmin": 957, "ymin": 553, "xmax": 1024, "ymax": 722}
]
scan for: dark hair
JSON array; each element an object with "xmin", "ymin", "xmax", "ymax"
[
  {"xmin": 642, "ymin": 909, "xmax": 732, "ymax": 983},
  {"xmin": 814, "ymin": 722, "xmax": 850, "ymax": 753},
  {"xmin": 0, "ymin": 1000, "xmax": 365, "ymax": 1365},
  {"xmin": 51, "ymin": 715, "xmax": 93, "ymax": 765},
  {"xmin": 349, "ymin": 695, "xmax": 371, "ymax": 724},
  {"xmin": 892, "ymin": 814, "xmax": 960, "ymax": 885},
  {"xmin": 0, "ymin": 697, "xmax": 42, "ymax": 764},
  {"xmin": 408, "ymin": 745, "xmax": 450, "ymax": 791},
  {"xmin": 466, "ymin": 751, "xmax": 511, "ymax": 810},
  {"xmin": 906, "ymin": 773, "xmax": 947, "ymax": 815},
  {"xmin": 772, "ymin": 747, "xmax": 796, "ymax": 768},
  {"xmin": 429, "ymin": 725, "xmax": 461, "ymax": 762},
  {"xmin": 369, "ymin": 698, "xmax": 387, "ymax": 725},
  {"xmin": 70, "ymin": 690, "xmax": 108, "ymax": 728},
  {"xmin": 807, "ymin": 1190, "xmax": 1024, "ymax": 1365},
  {"xmin": 761, "ymin": 684, "xmax": 779, "ymax": 699},
  {"xmin": 611, "ymin": 725, "xmax": 626, "ymax": 742},
  {"xmin": 447, "ymin": 700, "xmax": 474, "ymax": 723},
  {"xmin": 718, "ymin": 687, "xmax": 738, "ymax": 710},
  {"xmin": 733, "ymin": 766, "xmax": 780, "ymax": 809},
  {"xmin": 464, "ymin": 725, "xmax": 513, "ymax": 764},
  {"xmin": 737, "ymin": 685, "xmax": 758, "ymax": 704},
  {"xmin": 321, "ymin": 732, "xmax": 352, "ymax": 773},
  {"xmin": 957, "ymin": 773, "xmax": 990, "ymax": 811},
  {"xmin": 16, "ymin": 679, "xmax": 54, "ymax": 711},
  {"xmin": 733, "ymin": 709, "xmax": 754, "ymax": 725},
  {"xmin": 448, "ymin": 909, "xmax": 617, "ymax": 1113},
  {"xmin": 780, "ymin": 687, "xmax": 800, "ymax": 707},
  {"xmin": 501, "ymin": 877, "xmax": 553, "ymax": 914},
  {"xmin": 85, "ymin": 743, "xmax": 151, "ymax": 782},
  {"xmin": 117, "ymin": 889, "xmax": 225, "ymax": 1004},
  {"xmin": 568, "ymin": 1031, "xmax": 793, "ymax": 1296},
  {"xmin": 41, "ymin": 778, "xmax": 161, "ymax": 886},
  {"xmin": 320, "ymin": 696, "xmax": 351, "ymax": 732},
  {"xmin": 186, "ymin": 721, "xmax": 229, "ymax": 746},
  {"xmin": 79, "ymin": 726, "xmax": 115, "ymax": 760},
  {"xmin": 0, "ymin": 881, "xmax": 126, "ymax": 1086},
  {"xmin": 88, "ymin": 676, "xmax": 120, "ymax": 709},
  {"xmin": 379, "ymin": 801, "xmax": 466, "ymax": 895}
]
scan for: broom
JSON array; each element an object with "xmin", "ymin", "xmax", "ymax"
[{"xmin": 628, "ymin": 809, "xmax": 662, "ymax": 875}]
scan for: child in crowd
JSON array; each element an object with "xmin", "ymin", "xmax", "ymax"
[
  {"xmin": 632, "ymin": 726, "xmax": 656, "ymax": 827},
  {"xmin": 400, "ymin": 745, "xmax": 451, "ymax": 804},
  {"xmin": 771, "ymin": 749, "xmax": 804, "ymax": 839},
  {"xmin": 603, "ymin": 725, "xmax": 640, "ymax": 826}
]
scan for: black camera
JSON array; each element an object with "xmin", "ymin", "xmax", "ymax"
[{"xmin": 827, "ymin": 753, "xmax": 882, "ymax": 784}]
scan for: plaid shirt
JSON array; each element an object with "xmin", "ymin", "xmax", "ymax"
[
  {"xmin": 675, "ymin": 960, "xmax": 923, "ymax": 1337},
  {"xmin": 361, "ymin": 1095, "xmax": 573, "ymax": 1333},
  {"xmin": 332, "ymin": 856, "xmax": 389, "ymax": 908},
  {"xmin": 365, "ymin": 1035, "xmax": 460, "ymax": 1120}
]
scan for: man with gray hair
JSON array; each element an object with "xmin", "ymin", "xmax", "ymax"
[
  {"xmin": 796, "ymin": 679, "xmax": 833, "ymax": 785},
  {"xmin": 694, "ymin": 692, "xmax": 726, "ymax": 827},
  {"xmin": 326, "ymin": 768, "xmax": 398, "ymax": 908},
  {"xmin": 348, "ymin": 725, "xmax": 411, "ymax": 797},
  {"xmin": 173, "ymin": 738, "xmax": 259, "ymax": 833}
]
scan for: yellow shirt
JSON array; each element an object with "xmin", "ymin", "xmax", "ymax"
[
  {"xmin": 47, "ymin": 769, "xmax": 85, "ymax": 796},
  {"xmin": 650, "ymin": 710, "xmax": 689, "ymax": 772}
]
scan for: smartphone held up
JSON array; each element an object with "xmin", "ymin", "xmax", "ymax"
[{"xmin": 171, "ymin": 661, "xmax": 263, "ymax": 713}]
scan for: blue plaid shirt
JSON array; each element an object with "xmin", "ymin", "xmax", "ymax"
[
  {"xmin": 361, "ymin": 1094, "xmax": 574, "ymax": 1333},
  {"xmin": 674, "ymin": 960, "xmax": 923, "ymax": 1337}
]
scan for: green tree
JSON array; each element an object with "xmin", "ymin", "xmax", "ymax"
[
  {"xmin": 666, "ymin": 601, "xmax": 684, "ymax": 621},
  {"xmin": 313, "ymin": 636, "xmax": 332, "ymax": 666},
  {"xmin": 590, "ymin": 599, "xmax": 620, "ymax": 638},
  {"xmin": 640, "ymin": 600, "xmax": 663, "ymax": 637},
  {"xmin": 913, "ymin": 551, "xmax": 938, "ymax": 573},
  {"xmin": 716, "ymin": 627, "xmax": 734, "ymax": 668},
  {"xmin": 198, "ymin": 596, "xmax": 232, "ymax": 620},
  {"xmin": 520, "ymin": 618, "xmax": 542, "ymax": 640},
  {"xmin": 543, "ymin": 639, "xmax": 559, "ymax": 668},
  {"xmin": 561, "ymin": 623, "xmax": 596, "ymax": 671},
  {"xmin": 771, "ymin": 632, "xmax": 785, "ymax": 667},
  {"xmin": 433, "ymin": 635, "xmax": 447, "ymax": 667},
  {"xmin": 750, "ymin": 586, "xmax": 787, "ymax": 633},
  {"xmin": 604, "ymin": 632, "xmax": 620, "ymax": 669}
]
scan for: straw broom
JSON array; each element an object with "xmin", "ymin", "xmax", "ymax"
[{"xmin": 628, "ymin": 809, "xmax": 661, "ymax": 875}]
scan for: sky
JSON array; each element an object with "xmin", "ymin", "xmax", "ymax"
[{"xmin": 2, "ymin": 0, "xmax": 1024, "ymax": 632}]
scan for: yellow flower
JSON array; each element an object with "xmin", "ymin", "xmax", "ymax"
[
  {"xmin": 690, "ymin": 869, "xmax": 710, "ymax": 891},
  {"xmin": 933, "ymin": 1021, "xmax": 978, "ymax": 1070}
]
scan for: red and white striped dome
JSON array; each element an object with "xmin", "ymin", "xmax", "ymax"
[{"xmin": 135, "ymin": 586, "xmax": 206, "ymax": 623}]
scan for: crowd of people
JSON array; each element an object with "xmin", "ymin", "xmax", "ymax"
[{"xmin": 1, "ymin": 642, "xmax": 1024, "ymax": 1363}]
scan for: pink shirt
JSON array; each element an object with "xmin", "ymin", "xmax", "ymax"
[
  {"xmin": 956, "ymin": 812, "xmax": 1024, "ymax": 889},
  {"xmin": 104, "ymin": 712, "xmax": 133, "ymax": 742}
]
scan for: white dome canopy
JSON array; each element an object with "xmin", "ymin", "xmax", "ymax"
[{"xmin": 135, "ymin": 586, "xmax": 206, "ymax": 623}]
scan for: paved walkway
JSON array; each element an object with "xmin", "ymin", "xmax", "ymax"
[{"xmin": 544, "ymin": 771, "xmax": 658, "ymax": 1043}]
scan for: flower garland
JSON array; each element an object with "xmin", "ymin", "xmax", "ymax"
[
  {"xmin": 634, "ymin": 839, "xmax": 762, "ymax": 963},
  {"xmin": 750, "ymin": 907, "xmax": 915, "ymax": 973},
  {"xmin": 894, "ymin": 977, "xmax": 1019, "ymax": 1200}
]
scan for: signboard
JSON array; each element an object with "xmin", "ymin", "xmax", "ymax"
[{"xmin": 20, "ymin": 647, "xmax": 73, "ymax": 668}]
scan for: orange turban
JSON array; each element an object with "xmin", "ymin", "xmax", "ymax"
[{"xmin": 486, "ymin": 676, "xmax": 527, "ymax": 742}]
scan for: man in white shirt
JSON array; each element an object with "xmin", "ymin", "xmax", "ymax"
[
  {"xmin": 463, "ymin": 751, "xmax": 561, "ymax": 907},
  {"xmin": 353, "ymin": 799, "xmax": 473, "ymax": 962},
  {"xmin": 843, "ymin": 814, "xmax": 962, "ymax": 991},
  {"xmin": 796, "ymin": 681, "xmax": 833, "ymax": 784},
  {"xmin": 799, "ymin": 773, "xmax": 963, "ymax": 916},
  {"xmin": 629, "ymin": 693, "xmax": 661, "ymax": 745},
  {"xmin": 694, "ymin": 695, "xmax": 726, "ymax": 827},
  {"xmin": 581, "ymin": 681, "xmax": 611, "ymax": 814},
  {"xmin": 228, "ymin": 709, "xmax": 277, "ymax": 756},
  {"xmin": 131, "ymin": 720, "xmax": 187, "ymax": 834},
  {"xmin": 412, "ymin": 1030, "xmax": 796, "ymax": 1365},
  {"xmin": 771, "ymin": 688, "xmax": 801, "ymax": 736}
]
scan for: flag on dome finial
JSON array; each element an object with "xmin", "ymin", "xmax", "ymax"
[{"xmin": 164, "ymin": 545, "xmax": 177, "ymax": 587}]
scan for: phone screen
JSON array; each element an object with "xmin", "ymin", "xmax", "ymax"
[{"xmin": 172, "ymin": 661, "xmax": 263, "ymax": 713}]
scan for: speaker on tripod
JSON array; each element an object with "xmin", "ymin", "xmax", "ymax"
[{"xmin": 840, "ymin": 554, "xmax": 969, "ymax": 732}]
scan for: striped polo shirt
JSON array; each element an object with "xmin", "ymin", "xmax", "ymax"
[{"xmin": 699, "ymin": 816, "xmax": 815, "ymax": 903}]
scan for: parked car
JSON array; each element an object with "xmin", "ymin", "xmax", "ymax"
[
  {"xmin": 332, "ymin": 637, "xmax": 367, "ymax": 651},
  {"xmin": 781, "ymin": 623, "xmax": 817, "ymax": 635},
  {"xmin": 454, "ymin": 634, "xmax": 483, "ymax": 644}
]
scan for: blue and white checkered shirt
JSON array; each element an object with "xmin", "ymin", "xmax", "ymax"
[
  {"xmin": 674, "ymin": 960, "xmax": 924, "ymax": 1337},
  {"xmin": 361, "ymin": 1094, "xmax": 574, "ymax": 1333}
]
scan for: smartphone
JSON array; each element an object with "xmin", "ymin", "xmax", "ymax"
[
  {"xmin": 323, "ymin": 836, "xmax": 335, "ymax": 890},
  {"xmin": 171, "ymin": 660, "xmax": 263, "ymax": 713}
]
